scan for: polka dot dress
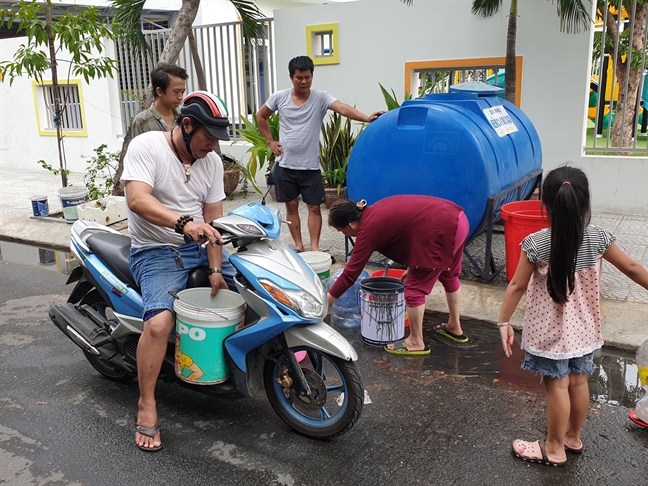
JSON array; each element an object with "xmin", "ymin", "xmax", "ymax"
[{"xmin": 520, "ymin": 226, "xmax": 615, "ymax": 360}]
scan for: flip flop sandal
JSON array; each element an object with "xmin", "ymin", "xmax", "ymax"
[
  {"xmin": 384, "ymin": 339, "xmax": 431, "ymax": 356},
  {"xmin": 435, "ymin": 323, "xmax": 469, "ymax": 344},
  {"xmin": 512, "ymin": 439, "xmax": 566, "ymax": 467},
  {"xmin": 135, "ymin": 417, "xmax": 164, "ymax": 452},
  {"xmin": 564, "ymin": 439, "xmax": 584, "ymax": 454}
]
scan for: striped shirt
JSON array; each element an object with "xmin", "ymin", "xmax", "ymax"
[{"xmin": 520, "ymin": 225, "xmax": 616, "ymax": 360}]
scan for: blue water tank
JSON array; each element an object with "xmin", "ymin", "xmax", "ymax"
[{"xmin": 347, "ymin": 82, "xmax": 542, "ymax": 239}]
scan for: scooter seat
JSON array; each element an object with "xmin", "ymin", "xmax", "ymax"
[{"xmin": 86, "ymin": 232, "xmax": 140, "ymax": 292}]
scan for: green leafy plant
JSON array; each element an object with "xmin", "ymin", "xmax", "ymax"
[
  {"xmin": 81, "ymin": 144, "xmax": 121, "ymax": 201},
  {"xmin": 321, "ymin": 157, "xmax": 350, "ymax": 196},
  {"xmin": 319, "ymin": 112, "xmax": 362, "ymax": 195},
  {"xmin": 37, "ymin": 159, "xmax": 69, "ymax": 179},
  {"xmin": 236, "ymin": 112, "xmax": 280, "ymax": 193},
  {"xmin": 379, "ymin": 83, "xmax": 412, "ymax": 110}
]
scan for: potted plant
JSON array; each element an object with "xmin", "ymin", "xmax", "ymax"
[
  {"xmin": 221, "ymin": 153, "xmax": 247, "ymax": 198},
  {"xmin": 74, "ymin": 144, "xmax": 127, "ymax": 225},
  {"xmin": 236, "ymin": 112, "xmax": 280, "ymax": 194},
  {"xmin": 319, "ymin": 112, "xmax": 362, "ymax": 208}
]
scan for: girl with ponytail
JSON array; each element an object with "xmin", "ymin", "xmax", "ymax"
[{"xmin": 498, "ymin": 166, "xmax": 648, "ymax": 467}]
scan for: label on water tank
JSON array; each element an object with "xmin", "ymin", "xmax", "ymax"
[{"xmin": 483, "ymin": 106, "xmax": 518, "ymax": 137}]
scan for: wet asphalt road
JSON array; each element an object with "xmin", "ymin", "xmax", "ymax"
[{"xmin": 1, "ymin": 260, "xmax": 647, "ymax": 486}]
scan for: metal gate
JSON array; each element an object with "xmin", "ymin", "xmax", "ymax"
[{"xmin": 115, "ymin": 18, "xmax": 276, "ymax": 140}]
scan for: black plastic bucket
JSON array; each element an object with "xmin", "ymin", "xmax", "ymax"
[{"xmin": 359, "ymin": 277, "xmax": 405, "ymax": 346}]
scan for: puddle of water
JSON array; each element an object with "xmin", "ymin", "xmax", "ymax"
[
  {"xmin": 0, "ymin": 241, "xmax": 77, "ymax": 274},
  {"xmin": 376, "ymin": 313, "xmax": 643, "ymax": 409}
]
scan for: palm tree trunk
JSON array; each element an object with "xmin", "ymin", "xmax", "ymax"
[
  {"xmin": 610, "ymin": 1, "xmax": 648, "ymax": 149},
  {"xmin": 138, "ymin": 0, "xmax": 201, "ymax": 113},
  {"xmin": 505, "ymin": 0, "xmax": 518, "ymax": 105},
  {"xmin": 188, "ymin": 30, "xmax": 207, "ymax": 90},
  {"xmin": 188, "ymin": 26, "xmax": 221, "ymax": 154}
]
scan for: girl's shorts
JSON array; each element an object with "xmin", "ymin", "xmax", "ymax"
[{"xmin": 522, "ymin": 351, "xmax": 595, "ymax": 379}]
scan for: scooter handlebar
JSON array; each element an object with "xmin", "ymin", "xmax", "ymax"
[{"xmin": 183, "ymin": 233, "xmax": 235, "ymax": 248}]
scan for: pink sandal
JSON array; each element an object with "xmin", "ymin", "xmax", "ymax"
[{"xmin": 512, "ymin": 439, "xmax": 566, "ymax": 467}]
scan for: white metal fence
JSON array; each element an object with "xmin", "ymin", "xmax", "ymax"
[
  {"xmin": 413, "ymin": 66, "xmax": 506, "ymax": 97},
  {"xmin": 116, "ymin": 18, "xmax": 276, "ymax": 140}
]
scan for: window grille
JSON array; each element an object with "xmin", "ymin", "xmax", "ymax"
[{"xmin": 41, "ymin": 84, "xmax": 84, "ymax": 131}]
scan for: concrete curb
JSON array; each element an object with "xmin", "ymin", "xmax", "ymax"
[{"xmin": 2, "ymin": 214, "xmax": 646, "ymax": 352}]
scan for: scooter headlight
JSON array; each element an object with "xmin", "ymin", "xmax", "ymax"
[
  {"xmin": 259, "ymin": 279, "xmax": 324, "ymax": 318},
  {"xmin": 235, "ymin": 223, "xmax": 264, "ymax": 236},
  {"xmin": 284, "ymin": 289, "xmax": 324, "ymax": 318}
]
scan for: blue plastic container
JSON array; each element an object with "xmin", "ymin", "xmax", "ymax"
[{"xmin": 347, "ymin": 82, "xmax": 542, "ymax": 239}]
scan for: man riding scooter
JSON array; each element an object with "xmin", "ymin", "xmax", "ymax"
[{"xmin": 121, "ymin": 91, "xmax": 236, "ymax": 452}]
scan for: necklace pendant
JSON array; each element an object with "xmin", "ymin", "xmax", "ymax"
[{"xmin": 184, "ymin": 168, "xmax": 191, "ymax": 183}]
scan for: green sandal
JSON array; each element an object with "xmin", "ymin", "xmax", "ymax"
[
  {"xmin": 384, "ymin": 339, "xmax": 431, "ymax": 356},
  {"xmin": 435, "ymin": 323, "xmax": 468, "ymax": 344}
]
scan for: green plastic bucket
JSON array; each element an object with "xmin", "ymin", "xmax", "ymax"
[
  {"xmin": 173, "ymin": 288, "xmax": 246, "ymax": 385},
  {"xmin": 301, "ymin": 251, "xmax": 332, "ymax": 288}
]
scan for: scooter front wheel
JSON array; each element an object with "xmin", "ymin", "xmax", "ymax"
[{"xmin": 263, "ymin": 348, "xmax": 363, "ymax": 440}]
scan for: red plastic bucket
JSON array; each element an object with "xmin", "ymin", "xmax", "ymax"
[
  {"xmin": 370, "ymin": 269, "xmax": 410, "ymax": 331},
  {"xmin": 370, "ymin": 269, "xmax": 406, "ymax": 279},
  {"xmin": 500, "ymin": 200, "xmax": 550, "ymax": 281}
]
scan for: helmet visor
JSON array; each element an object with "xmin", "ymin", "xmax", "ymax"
[{"xmin": 203, "ymin": 118, "xmax": 231, "ymax": 141}]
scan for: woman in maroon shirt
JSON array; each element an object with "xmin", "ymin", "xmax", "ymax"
[{"xmin": 327, "ymin": 196, "xmax": 471, "ymax": 354}]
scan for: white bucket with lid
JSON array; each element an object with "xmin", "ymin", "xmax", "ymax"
[
  {"xmin": 300, "ymin": 251, "xmax": 332, "ymax": 288},
  {"xmin": 173, "ymin": 288, "xmax": 246, "ymax": 384},
  {"xmin": 58, "ymin": 187, "xmax": 89, "ymax": 222}
]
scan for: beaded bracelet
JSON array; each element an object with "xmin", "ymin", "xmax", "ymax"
[{"xmin": 174, "ymin": 215, "xmax": 194, "ymax": 235}]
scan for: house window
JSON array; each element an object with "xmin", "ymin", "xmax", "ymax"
[
  {"xmin": 306, "ymin": 24, "xmax": 339, "ymax": 66},
  {"xmin": 32, "ymin": 80, "xmax": 87, "ymax": 137}
]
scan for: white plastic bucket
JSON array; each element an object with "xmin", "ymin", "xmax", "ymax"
[
  {"xmin": 173, "ymin": 288, "xmax": 246, "ymax": 385},
  {"xmin": 359, "ymin": 277, "xmax": 406, "ymax": 346},
  {"xmin": 301, "ymin": 251, "xmax": 332, "ymax": 288},
  {"xmin": 58, "ymin": 187, "xmax": 88, "ymax": 222}
]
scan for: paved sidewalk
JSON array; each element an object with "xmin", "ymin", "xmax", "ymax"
[{"xmin": 1, "ymin": 167, "xmax": 647, "ymax": 350}]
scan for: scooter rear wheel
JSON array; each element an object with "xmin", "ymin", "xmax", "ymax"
[{"xmin": 263, "ymin": 348, "xmax": 363, "ymax": 440}]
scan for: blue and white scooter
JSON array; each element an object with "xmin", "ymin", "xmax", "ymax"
[{"xmin": 49, "ymin": 202, "xmax": 364, "ymax": 439}]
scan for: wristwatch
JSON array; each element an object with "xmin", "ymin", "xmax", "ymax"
[{"xmin": 208, "ymin": 266, "xmax": 222, "ymax": 275}]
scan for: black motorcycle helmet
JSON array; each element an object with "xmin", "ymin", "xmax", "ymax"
[{"xmin": 177, "ymin": 91, "xmax": 231, "ymax": 155}]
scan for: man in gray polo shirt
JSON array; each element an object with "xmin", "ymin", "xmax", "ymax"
[{"xmin": 257, "ymin": 56, "xmax": 383, "ymax": 254}]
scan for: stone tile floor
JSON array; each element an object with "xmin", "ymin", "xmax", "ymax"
[{"xmin": 1, "ymin": 167, "xmax": 646, "ymax": 303}]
